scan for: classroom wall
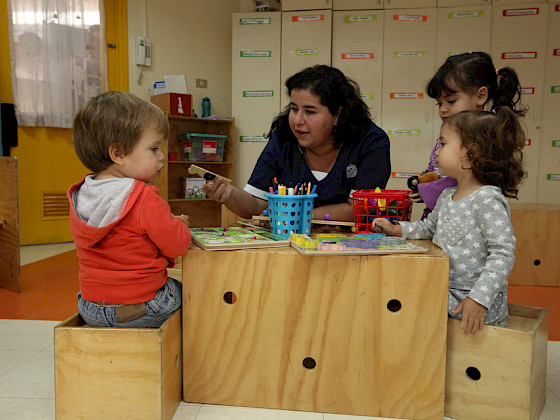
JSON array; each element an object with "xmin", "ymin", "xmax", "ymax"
[{"xmin": 127, "ymin": 0, "xmax": 242, "ymax": 117}]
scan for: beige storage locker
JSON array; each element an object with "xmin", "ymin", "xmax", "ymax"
[
  {"xmin": 437, "ymin": 0, "xmax": 489, "ymax": 6},
  {"xmin": 332, "ymin": 0, "xmax": 383, "ymax": 9},
  {"xmin": 431, "ymin": 7, "xmax": 492, "ymax": 157},
  {"xmin": 492, "ymin": 0, "xmax": 546, "ymax": 6},
  {"xmin": 281, "ymin": 10, "xmax": 333, "ymax": 109},
  {"xmin": 332, "ymin": 10, "xmax": 384, "ymax": 125},
  {"xmin": 282, "ymin": 0, "xmax": 333, "ymax": 11},
  {"xmin": 537, "ymin": 2, "xmax": 560, "ymax": 204},
  {"xmin": 382, "ymin": 8, "xmax": 437, "ymax": 191},
  {"xmin": 384, "ymin": 0, "xmax": 436, "ymax": 10},
  {"xmin": 232, "ymin": 12, "xmax": 281, "ymax": 186},
  {"xmin": 491, "ymin": 3, "xmax": 548, "ymax": 202}
]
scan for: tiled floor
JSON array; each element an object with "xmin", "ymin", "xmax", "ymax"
[{"xmin": 1, "ymin": 244, "xmax": 559, "ymax": 420}]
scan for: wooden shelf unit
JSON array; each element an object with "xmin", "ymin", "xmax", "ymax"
[{"xmin": 154, "ymin": 115, "xmax": 235, "ymax": 227}]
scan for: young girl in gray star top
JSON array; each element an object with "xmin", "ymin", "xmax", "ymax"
[{"xmin": 372, "ymin": 106, "xmax": 525, "ymax": 336}]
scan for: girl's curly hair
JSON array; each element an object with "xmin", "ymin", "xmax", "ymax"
[{"xmin": 445, "ymin": 107, "xmax": 525, "ymax": 198}]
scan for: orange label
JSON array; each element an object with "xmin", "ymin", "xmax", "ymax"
[
  {"xmin": 341, "ymin": 53, "xmax": 374, "ymax": 59},
  {"xmin": 390, "ymin": 92, "xmax": 423, "ymax": 99},
  {"xmin": 393, "ymin": 14, "xmax": 427, "ymax": 22},
  {"xmin": 392, "ymin": 172, "xmax": 420, "ymax": 178},
  {"xmin": 292, "ymin": 14, "xmax": 324, "ymax": 22}
]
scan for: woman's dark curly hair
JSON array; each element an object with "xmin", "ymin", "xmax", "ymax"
[
  {"xmin": 268, "ymin": 65, "xmax": 372, "ymax": 148},
  {"xmin": 445, "ymin": 107, "xmax": 525, "ymax": 198},
  {"xmin": 427, "ymin": 52, "xmax": 527, "ymax": 117}
]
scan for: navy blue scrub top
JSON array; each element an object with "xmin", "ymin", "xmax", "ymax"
[{"xmin": 244, "ymin": 121, "xmax": 391, "ymax": 208}]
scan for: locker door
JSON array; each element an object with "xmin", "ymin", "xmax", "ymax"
[
  {"xmin": 282, "ymin": 0, "xmax": 333, "ymax": 11},
  {"xmin": 382, "ymin": 8, "xmax": 437, "ymax": 190},
  {"xmin": 491, "ymin": 4, "xmax": 548, "ymax": 202},
  {"xmin": 537, "ymin": 2, "xmax": 560, "ymax": 204},
  {"xmin": 281, "ymin": 10, "xmax": 333, "ymax": 109},
  {"xmin": 492, "ymin": 0, "xmax": 546, "ymax": 6},
  {"xmin": 384, "ymin": 0, "xmax": 436, "ymax": 9},
  {"xmin": 437, "ymin": 0, "xmax": 489, "ymax": 6},
  {"xmin": 433, "ymin": 7, "xmax": 492, "ymax": 151},
  {"xmin": 332, "ymin": 10, "xmax": 384, "ymax": 125},
  {"xmin": 332, "ymin": 0, "xmax": 383, "ymax": 9},
  {"xmin": 232, "ymin": 12, "xmax": 281, "ymax": 186}
]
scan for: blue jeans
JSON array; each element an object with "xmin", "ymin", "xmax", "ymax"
[{"xmin": 77, "ymin": 277, "xmax": 182, "ymax": 328}]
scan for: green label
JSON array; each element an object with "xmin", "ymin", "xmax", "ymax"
[
  {"xmin": 240, "ymin": 136, "xmax": 268, "ymax": 142},
  {"xmin": 243, "ymin": 90, "xmax": 274, "ymax": 97},
  {"xmin": 388, "ymin": 129, "xmax": 421, "ymax": 136},
  {"xmin": 547, "ymin": 174, "xmax": 560, "ymax": 181},
  {"xmin": 345, "ymin": 15, "xmax": 377, "ymax": 23},
  {"xmin": 296, "ymin": 49, "xmax": 318, "ymax": 56},
  {"xmin": 448, "ymin": 11, "xmax": 484, "ymax": 19},
  {"xmin": 552, "ymin": 140, "xmax": 560, "ymax": 147},
  {"xmin": 240, "ymin": 18, "xmax": 271, "ymax": 25},
  {"xmin": 552, "ymin": 86, "xmax": 560, "ymax": 93},
  {"xmin": 361, "ymin": 94, "xmax": 374, "ymax": 100},
  {"xmin": 393, "ymin": 51, "xmax": 427, "ymax": 58},
  {"xmin": 240, "ymin": 50, "xmax": 271, "ymax": 57}
]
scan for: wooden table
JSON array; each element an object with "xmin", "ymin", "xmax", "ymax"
[{"xmin": 182, "ymin": 240, "xmax": 449, "ymax": 419}]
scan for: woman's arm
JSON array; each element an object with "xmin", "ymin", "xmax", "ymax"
[
  {"xmin": 312, "ymin": 200, "xmax": 354, "ymax": 222},
  {"xmin": 203, "ymin": 178, "xmax": 268, "ymax": 219}
]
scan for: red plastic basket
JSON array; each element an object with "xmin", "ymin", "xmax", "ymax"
[{"xmin": 351, "ymin": 189, "xmax": 413, "ymax": 233}]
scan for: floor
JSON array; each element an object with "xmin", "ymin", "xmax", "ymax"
[{"xmin": 0, "ymin": 243, "xmax": 559, "ymax": 420}]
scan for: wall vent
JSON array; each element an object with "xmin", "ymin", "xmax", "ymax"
[{"xmin": 42, "ymin": 192, "xmax": 70, "ymax": 219}]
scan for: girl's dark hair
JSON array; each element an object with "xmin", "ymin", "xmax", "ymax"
[
  {"xmin": 445, "ymin": 107, "xmax": 525, "ymax": 198},
  {"xmin": 268, "ymin": 65, "xmax": 372, "ymax": 148},
  {"xmin": 427, "ymin": 52, "xmax": 527, "ymax": 117}
]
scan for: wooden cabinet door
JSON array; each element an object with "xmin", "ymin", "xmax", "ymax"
[
  {"xmin": 282, "ymin": 0, "xmax": 333, "ymax": 10},
  {"xmin": 537, "ymin": 2, "xmax": 560, "ymax": 204},
  {"xmin": 332, "ymin": 10, "xmax": 384, "ymax": 124},
  {"xmin": 281, "ymin": 10, "xmax": 333, "ymax": 109},
  {"xmin": 384, "ymin": 0, "xmax": 436, "ymax": 10},
  {"xmin": 232, "ymin": 12, "xmax": 281, "ymax": 186},
  {"xmin": 491, "ymin": 3, "xmax": 548, "ymax": 202},
  {"xmin": 382, "ymin": 8, "xmax": 437, "ymax": 190},
  {"xmin": 332, "ymin": 0, "xmax": 383, "ymax": 9}
]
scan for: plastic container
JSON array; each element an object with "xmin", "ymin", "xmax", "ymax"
[
  {"xmin": 265, "ymin": 193, "xmax": 318, "ymax": 238},
  {"xmin": 351, "ymin": 189, "xmax": 413, "ymax": 233},
  {"xmin": 179, "ymin": 133, "xmax": 226, "ymax": 162}
]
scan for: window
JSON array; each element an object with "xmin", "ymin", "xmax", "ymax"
[{"xmin": 8, "ymin": 0, "xmax": 108, "ymax": 128}]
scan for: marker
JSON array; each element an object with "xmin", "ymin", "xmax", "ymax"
[{"xmin": 311, "ymin": 184, "xmax": 317, "ymax": 194}]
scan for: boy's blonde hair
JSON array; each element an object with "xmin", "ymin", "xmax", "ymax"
[{"xmin": 73, "ymin": 91, "xmax": 169, "ymax": 172}]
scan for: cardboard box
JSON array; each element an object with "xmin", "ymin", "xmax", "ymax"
[
  {"xmin": 151, "ymin": 93, "xmax": 192, "ymax": 117},
  {"xmin": 445, "ymin": 303, "xmax": 548, "ymax": 420},
  {"xmin": 54, "ymin": 310, "xmax": 182, "ymax": 420}
]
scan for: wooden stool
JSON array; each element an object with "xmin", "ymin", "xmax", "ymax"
[
  {"xmin": 54, "ymin": 309, "xmax": 182, "ymax": 420},
  {"xmin": 445, "ymin": 303, "xmax": 548, "ymax": 420}
]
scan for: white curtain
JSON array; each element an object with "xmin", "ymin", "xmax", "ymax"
[{"xmin": 8, "ymin": 0, "xmax": 108, "ymax": 128}]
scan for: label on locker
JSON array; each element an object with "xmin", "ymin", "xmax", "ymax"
[
  {"xmin": 345, "ymin": 15, "xmax": 377, "ymax": 23},
  {"xmin": 203, "ymin": 141, "xmax": 217, "ymax": 154},
  {"xmin": 243, "ymin": 90, "xmax": 274, "ymax": 97},
  {"xmin": 552, "ymin": 86, "xmax": 560, "ymax": 93},
  {"xmin": 547, "ymin": 174, "xmax": 560, "ymax": 181},
  {"xmin": 240, "ymin": 50, "xmax": 271, "ymax": 57},
  {"xmin": 552, "ymin": 140, "xmax": 560, "ymax": 147},
  {"xmin": 392, "ymin": 172, "xmax": 420, "ymax": 178},
  {"xmin": 296, "ymin": 49, "xmax": 318, "ymax": 56},
  {"xmin": 390, "ymin": 93, "xmax": 423, "ymax": 99},
  {"xmin": 503, "ymin": 8, "xmax": 539, "ymax": 17},
  {"xmin": 361, "ymin": 94, "xmax": 374, "ymax": 100},
  {"xmin": 556, "ymin": 5, "xmax": 560, "ymax": 12},
  {"xmin": 388, "ymin": 129, "xmax": 421, "ymax": 135},
  {"xmin": 525, "ymin": 139, "xmax": 531, "ymax": 146},
  {"xmin": 240, "ymin": 18, "xmax": 271, "ymax": 25},
  {"xmin": 501, "ymin": 52, "xmax": 537, "ymax": 59},
  {"xmin": 342, "ymin": 53, "xmax": 374, "ymax": 59},
  {"xmin": 292, "ymin": 15, "xmax": 325, "ymax": 22},
  {"xmin": 393, "ymin": 51, "xmax": 427, "ymax": 58},
  {"xmin": 447, "ymin": 11, "xmax": 484, "ymax": 19},
  {"xmin": 521, "ymin": 87, "xmax": 535, "ymax": 94},
  {"xmin": 393, "ymin": 15, "xmax": 427, "ymax": 22},
  {"xmin": 240, "ymin": 136, "xmax": 267, "ymax": 142},
  {"xmin": 554, "ymin": 49, "xmax": 560, "ymax": 56}
]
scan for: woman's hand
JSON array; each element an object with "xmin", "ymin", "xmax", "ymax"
[
  {"xmin": 452, "ymin": 297, "xmax": 487, "ymax": 336},
  {"xmin": 202, "ymin": 178, "xmax": 233, "ymax": 204},
  {"xmin": 372, "ymin": 218, "xmax": 402, "ymax": 236}
]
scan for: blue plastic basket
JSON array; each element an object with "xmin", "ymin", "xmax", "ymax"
[{"xmin": 265, "ymin": 193, "xmax": 318, "ymax": 238}]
